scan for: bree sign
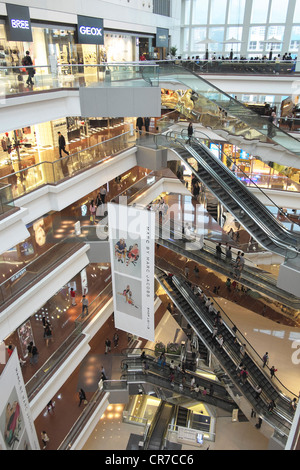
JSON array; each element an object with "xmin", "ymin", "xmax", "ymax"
[
  {"xmin": 6, "ymin": 4, "xmax": 32, "ymax": 42},
  {"xmin": 11, "ymin": 19, "xmax": 30, "ymax": 30},
  {"xmin": 77, "ymin": 15, "xmax": 104, "ymax": 45}
]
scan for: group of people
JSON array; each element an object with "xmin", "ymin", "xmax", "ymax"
[
  {"xmin": 136, "ymin": 117, "xmax": 151, "ymax": 135},
  {"xmin": 147, "ymin": 197, "xmax": 169, "ymax": 221},
  {"xmin": 89, "ymin": 187, "xmax": 107, "ymax": 224},
  {"xmin": 220, "ymin": 243, "xmax": 245, "ymax": 280}
]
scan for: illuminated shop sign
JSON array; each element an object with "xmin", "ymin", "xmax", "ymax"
[
  {"xmin": 156, "ymin": 27, "xmax": 169, "ymax": 48},
  {"xmin": 77, "ymin": 15, "xmax": 104, "ymax": 45},
  {"xmin": 5, "ymin": 3, "xmax": 32, "ymax": 41}
]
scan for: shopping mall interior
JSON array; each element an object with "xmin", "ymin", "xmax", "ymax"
[{"xmin": 0, "ymin": 0, "xmax": 300, "ymax": 453}]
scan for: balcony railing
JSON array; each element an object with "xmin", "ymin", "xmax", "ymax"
[{"xmin": 0, "ymin": 130, "xmax": 136, "ymax": 202}]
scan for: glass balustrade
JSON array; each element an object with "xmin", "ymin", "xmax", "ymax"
[
  {"xmin": 0, "ymin": 131, "xmax": 136, "ymax": 201},
  {"xmin": 0, "ymin": 63, "xmax": 159, "ymax": 97},
  {"xmin": 0, "ymin": 182, "xmax": 14, "ymax": 214},
  {"xmin": 179, "ymin": 58, "xmax": 296, "ymax": 75},
  {"xmin": 26, "ymin": 283, "xmax": 112, "ymax": 399},
  {"xmin": 0, "ymin": 238, "xmax": 85, "ymax": 309},
  {"xmin": 156, "ymin": 62, "xmax": 300, "ymax": 157}
]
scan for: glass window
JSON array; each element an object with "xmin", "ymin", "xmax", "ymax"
[
  {"xmin": 269, "ymin": 0, "xmax": 288, "ymax": 23},
  {"xmin": 208, "ymin": 27, "xmax": 224, "ymax": 52},
  {"xmin": 190, "ymin": 27, "xmax": 207, "ymax": 51},
  {"xmin": 266, "ymin": 25, "xmax": 284, "ymax": 51},
  {"xmin": 225, "ymin": 27, "xmax": 242, "ymax": 52},
  {"xmin": 228, "ymin": 0, "xmax": 245, "ymax": 24},
  {"xmin": 182, "ymin": 28, "xmax": 190, "ymax": 52},
  {"xmin": 184, "ymin": 0, "xmax": 191, "ymax": 24},
  {"xmin": 290, "ymin": 26, "xmax": 300, "ymax": 51},
  {"xmin": 251, "ymin": 0, "xmax": 269, "ymax": 24},
  {"xmin": 249, "ymin": 26, "xmax": 265, "ymax": 50},
  {"xmin": 294, "ymin": 0, "xmax": 300, "ymax": 23},
  {"xmin": 192, "ymin": 0, "xmax": 209, "ymax": 24},
  {"xmin": 210, "ymin": 0, "xmax": 227, "ymax": 24}
]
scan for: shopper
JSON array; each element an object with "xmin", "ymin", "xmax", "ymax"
[
  {"xmin": 187, "ymin": 122, "xmax": 193, "ymax": 144},
  {"xmin": 144, "ymin": 117, "xmax": 150, "ymax": 132},
  {"xmin": 267, "ymin": 400, "xmax": 276, "ymax": 413},
  {"xmin": 262, "ymin": 352, "xmax": 269, "ymax": 368},
  {"xmin": 136, "ymin": 117, "xmax": 144, "ymax": 135},
  {"xmin": 216, "ymin": 243, "xmax": 222, "ymax": 260},
  {"xmin": 58, "ymin": 132, "xmax": 69, "ymax": 158},
  {"xmin": 184, "ymin": 265, "xmax": 189, "ymax": 278},
  {"xmin": 41, "ymin": 431, "xmax": 50, "ymax": 449},
  {"xmin": 225, "ymin": 245, "xmax": 232, "ymax": 263},
  {"xmin": 22, "ymin": 50, "xmax": 35, "ymax": 87},
  {"xmin": 81, "ymin": 295, "xmax": 89, "ymax": 316},
  {"xmin": 44, "ymin": 323, "xmax": 53, "ymax": 347},
  {"xmin": 255, "ymin": 385, "xmax": 262, "ymax": 400},
  {"xmin": 27, "ymin": 341, "xmax": 39, "ymax": 365},
  {"xmin": 270, "ymin": 365, "xmax": 277, "ymax": 379},
  {"xmin": 100, "ymin": 186, "xmax": 107, "ymax": 204},
  {"xmin": 105, "ymin": 338, "xmax": 111, "ymax": 354},
  {"xmin": 78, "ymin": 388, "xmax": 87, "ymax": 407},
  {"xmin": 70, "ymin": 287, "xmax": 76, "ymax": 306},
  {"xmin": 113, "ymin": 332, "xmax": 119, "ymax": 348},
  {"xmin": 89, "ymin": 200, "xmax": 97, "ymax": 224}
]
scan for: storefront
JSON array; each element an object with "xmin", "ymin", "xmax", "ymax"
[{"xmin": 0, "ymin": 7, "xmax": 153, "ymax": 70}]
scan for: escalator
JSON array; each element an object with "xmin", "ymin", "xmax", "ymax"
[
  {"xmin": 156, "ymin": 132, "xmax": 300, "ymax": 257},
  {"xmin": 122, "ymin": 356, "xmax": 236, "ymax": 413},
  {"xmin": 156, "ymin": 223, "xmax": 300, "ymax": 310},
  {"xmin": 157, "ymin": 62, "xmax": 300, "ymax": 167},
  {"xmin": 144, "ymin": 401, "xmax": 174, "ymax": 450},
  {"xmin": 176, "ymin": 406, "xmax": 189, "ymax": 427},
  {"xmin": 154, "ymin": 266, "xmax": 296, "ymax": 440}
]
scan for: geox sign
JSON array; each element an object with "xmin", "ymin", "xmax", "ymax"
[{"xmin": 77, "ymin": 15, "xmax": 104, "ymax": 45}]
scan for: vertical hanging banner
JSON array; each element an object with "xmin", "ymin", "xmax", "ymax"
[
  {"xmin": 0, "ymin": 350, "xmax": 39, "ymax": 450},
  {"xmin": 108, "ymin": 202, "xmax": 155, "ymax": 341}
]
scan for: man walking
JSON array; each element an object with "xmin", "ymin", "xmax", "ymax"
[
  {"xmin": 58, "ymin": 132, "xmax": 69, "ymax": 158},
  {"xmin": 22, "ymin": 50, "xmax": 35, "ymax": 87},
  {"xmin": 81, "ymin": 295, "xmax": 88, "ymax": 316}
]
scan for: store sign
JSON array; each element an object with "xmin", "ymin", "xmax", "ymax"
[
  {"xmin": 156, "ymin": 27, "xmax": 169, "ymax": 48},
  {"xmin": 5, "ymin": 3, "xmax": 32, "ymax": 42},
  {"xmin": 77, "ymin": 15, "xmax": 104, "ymax": 45}
]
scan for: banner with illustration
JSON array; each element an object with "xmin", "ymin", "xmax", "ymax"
[
  {"xmin": 108, "ymin": 203, "xmax": 155, "ymax": 341},
  {"xmin": 0, "ymin": 350, "xmax": 39, "ymax": 450}
]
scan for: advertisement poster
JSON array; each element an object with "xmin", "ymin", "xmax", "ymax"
[
  {"xmin": 0, "ymin": 350, "xmax": 39, "ymax": 450},
  {"xmin": 108, "ymin": 203, "xmax": 155, "ymax": 341}
]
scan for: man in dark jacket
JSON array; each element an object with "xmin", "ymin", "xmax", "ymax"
[
  {"xmin": 136, "ymin": 117, "xmax": 144, "ymax": 135},
  {"xmin": 22, "ymin": 51, "xmax": 34, "ymax": 86},
  {"xmin": 58, "ymin": 132, "xmax": 69, "ymax": 158}
]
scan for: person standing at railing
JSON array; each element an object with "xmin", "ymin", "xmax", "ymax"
[
  {"xmin": 144, "ymin": 117, "xmax": 150, "ymax": 133},
  {"xmin": 136, "ymin": 117, "xmax": 144, "ymax": 136},
  {"xmin": 22, "ymin": 51, "xmax": 35, "ymax": 87},
  {"xmin": 58, "ymin": 132, "xmax": 69, "ymax": 158},
  {"xmin": 187, "ymin": 122, "xmax": 193, "ymax": 144}
]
